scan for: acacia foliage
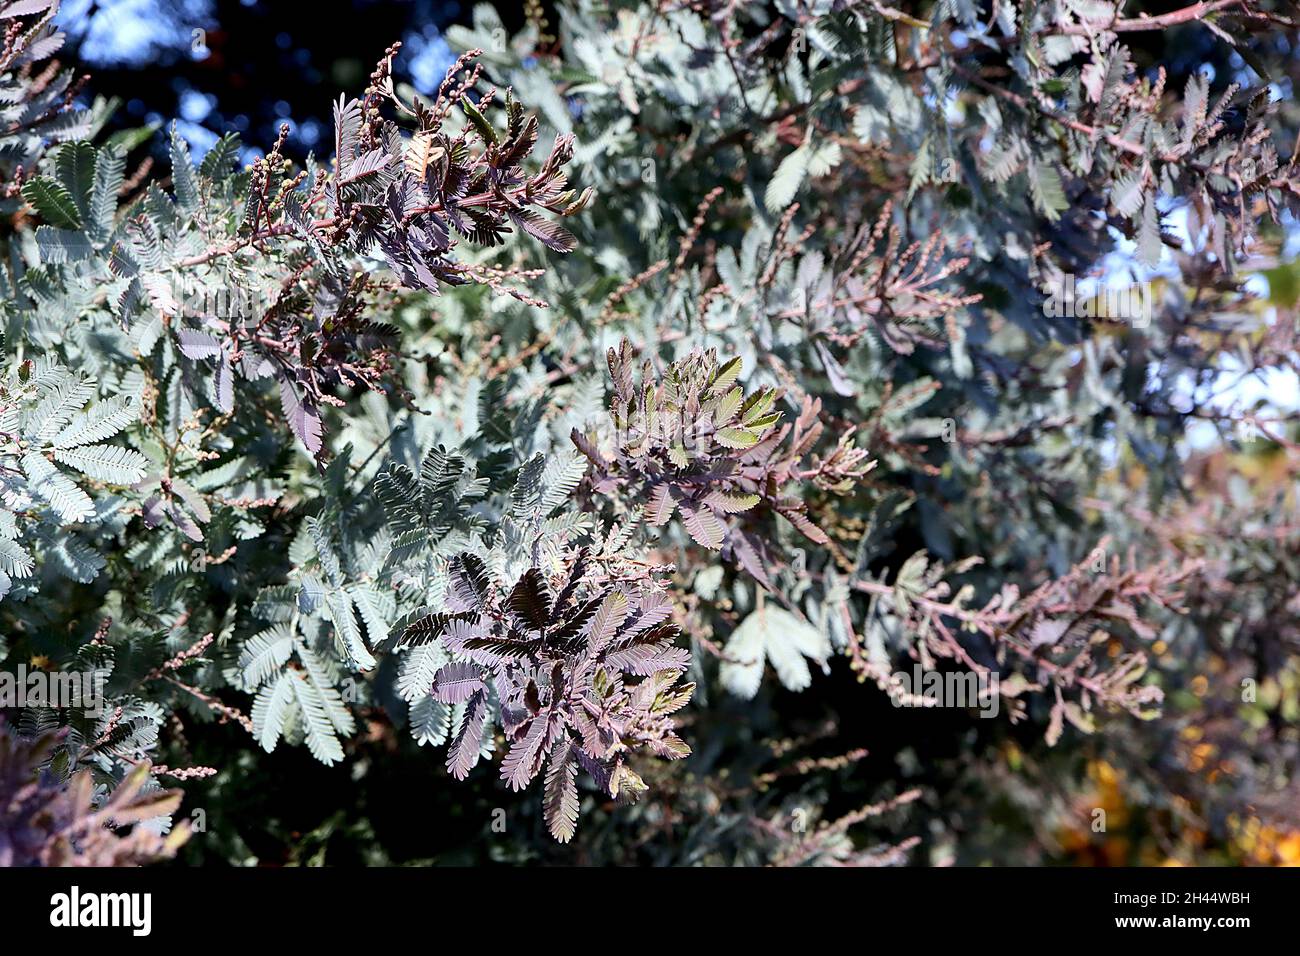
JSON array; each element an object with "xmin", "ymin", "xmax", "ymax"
[{"xmin": 1, "ymin": 0, "xmax": 1298, "ymax": 863}]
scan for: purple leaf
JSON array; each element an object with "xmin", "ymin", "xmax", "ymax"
[
  {"xmin": 447, "ymin": 553, "xmax": 491, "ymax": 612},
  {"xmin": 397, "ymin": 609, "xmax": 476, "ymax": 649},
  {"xmin": 214, "ymin": 355, "xmax": 234, "ymax": 414},
  {"xmin": 729, "ymin": 531, "xmax": 775, "ymax": 591},
  {"xmin": 506, "ymin": 567, "xmax": 552, "ymax": 631},
  {"xmin": 141, "ymin": 493, "xmax": 165, "ymax": 530},
  {"xmin": 605, "ymin": 643, "xmax": 691, "ymax": 675},
  {"xmin": 430, "ymin": 662, "xmax": 485, "ymax": 704},
  {"xmin": 551, "ymin": 547, "xmax": 590, "ymax": 614},
  {"xmin": 586, "ymin": 591, "xmax": 629, "ymax": 652},
  {"xmin": 543, "ymin": 738, "xmax": 580, "ymax": 843},
  {"xmin": 508, "ymin": 209, "xmax": 576, "ymax": 254},
  {"xmin": 678, "ymin": 499, "xmax": 725, "ymax": 550},
  {"xmin": 342, "ymin": 147, "xmax": 390, "ymax": 182},
  {"xmin": 814, "ymin": 339, "xmax": 856, "ymax": 397},
  {"xmin": 278, "ymin": 376, "xmax": 323, "ymax": 455},
  {"xmin": 645, "ymin": 482, "xmax": 677, "ymax": 526},
  {"xmin": 446, "ymin": 690, "xmax": 489, "ymax": 780},
  {"xmin": 178, "ymin": 328, "xmax": 222, "ymax": 360},
  {"xmin": 501, "ymin": 716, "xmax": 551, "ymax": 792},
  {"xmin": 624, "ymin": 591, "xmax": 674, "ymax": 636},
  {"xmin": 460, "ymin": 633, "xmax": 542, "ymax": 664},
  {"xmin": 1030, "ymin": 618, "xmax": 1070, "ymax": 648},
  {"xmin": 163, "ymin": 500, "xmax": 204, "ymax": 542},
  {"xmin": 570, "ymin": 427, "xmax": 609, "ymax": 470},
  {"xmin": 547, "ymin": 596, "xmax": 602, "ymax": 643}
]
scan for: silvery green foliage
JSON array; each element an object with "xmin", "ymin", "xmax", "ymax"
[
  {"xmin": 0, "ymin": 0, "xmax": 97, "ymax": 188},
  {"xmin": 0, "ymin": 351, "xmax": 146, "ymax": 598},
  {"xmin": 2, "ymin": 0, "xmax": 1297, "ymax": 863}
]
